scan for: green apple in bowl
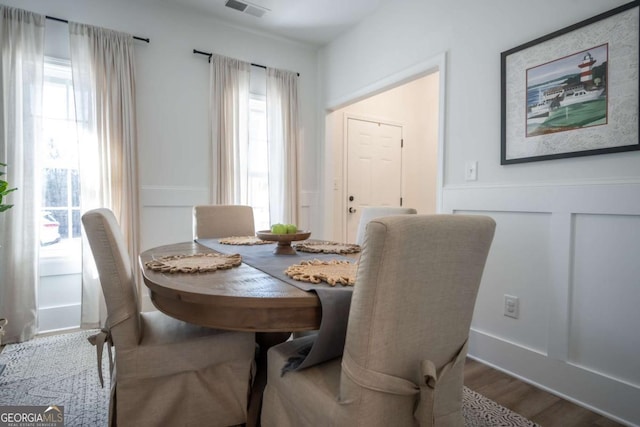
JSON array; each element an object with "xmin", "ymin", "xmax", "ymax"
[
  {"xmin": 270, "ymin": 223, "xmax": 287, "ymax": 234},
  {"xmin": 285, "ymin": 223, "xmax": 297, "ymax": 234}
]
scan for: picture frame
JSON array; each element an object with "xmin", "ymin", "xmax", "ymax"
[{"xmin": 501, "ymin": 1, "xmax": 640, "ymax": 165}]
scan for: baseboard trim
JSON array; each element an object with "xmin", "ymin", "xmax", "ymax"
[{"xmin": 468, "ymin": 329, "xmax": 638, "ymax": 426}]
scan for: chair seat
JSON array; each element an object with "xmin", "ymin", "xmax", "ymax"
[
  {"xmin": 115, "ymin": 311, "xmax": 256, "ymax": 426},
  {"xmin": 116, "ymin": 310, "xmax": 255, "ymax": 381},
  {"xmin": 262, "ymin": 338, "xmax": 343, "ymax": 427}
]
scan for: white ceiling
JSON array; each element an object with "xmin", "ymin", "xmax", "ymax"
[{"xmin": 161, "ymin": 0, "xmax": 386, "ymax": 46}]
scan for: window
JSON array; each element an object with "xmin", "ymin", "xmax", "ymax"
[
  {"xmin": 247, "ymin": 94, "xmax": 270, "ymax": 231},
  {"xmin": 38, "ymin": 57, "xmax": 83, "ymax": 333},
  {"xmin": 40, "ymin": 58, "xmax": 81, "ymax": 255}
]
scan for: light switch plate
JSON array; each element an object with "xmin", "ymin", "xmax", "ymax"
[{"xmin": 465, "ymin": 161, "xmax": 478, "ymax": 181}]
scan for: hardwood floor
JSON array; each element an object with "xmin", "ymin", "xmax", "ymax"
[{"xmin": 464, "ymin": 358, "xmax": 624, "ymax": 427}]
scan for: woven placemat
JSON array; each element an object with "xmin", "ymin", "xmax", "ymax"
[
  {"xmin": 284, "ymin": 259, "xmax": 357, "ymax": 286},
  {"xmin": 145, "ymin": 253, "xmax": 242, "ymax": 273},
  {"xmin": 218, "ymin": 236, "xmax": 274, "ymax": 245},
  {"xmin": 294, "ymin": 241, "xmax": 361, "ymax": 254}
]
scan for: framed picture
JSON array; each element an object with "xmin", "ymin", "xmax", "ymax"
[{"xmin": 501, "ymin": 1, "xmax": 639, "ymax": 164}]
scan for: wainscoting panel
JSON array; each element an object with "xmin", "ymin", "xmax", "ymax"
[
  {"xmin": 38, "ymin": 274, "xmax": 82, "ymax": 333},
  {"xmin": 570, "ymin": 213, "xmax": 640, "ymax": 387},
  {"xmin": 140, "ymin": 185, "xmax": 209, "ymax": 208},
  {"xmin": 299, "ymin": 190, "xmax": 317, "ymax": 233},
  {"xmin": 140, "ymin": 185, "xmax": 209, "ymax": 250},
  {"xmin": 141, "ymin": 206, "xmax": 195, "ymax": 250},
  {"xmin": 443, "ymin": 182, "xmax": 640, "ymax": 426},
  {"xmin": 462, "ymin": 210, "xmax": 552, "ymax": 355},
  {"xmin": 139, "ymin": 185, "xmax": 209, "ymax": 312}
]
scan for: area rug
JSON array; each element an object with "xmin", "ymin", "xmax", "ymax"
[
  {"xmin": 0, "ymin": 330, "xmax": 538, "ymax": 427},
  {"xmin": 0, "ymin": 330, "xmax": 110, "ymax": 426}
]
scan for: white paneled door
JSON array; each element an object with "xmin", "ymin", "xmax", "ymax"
[{"xmin": 346, "ymin": 118, "xmax": 403, "ymax": 242}]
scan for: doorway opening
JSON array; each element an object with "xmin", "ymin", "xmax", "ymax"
[
  {"xmin": 323, "ymin": 55, "xmax": 445, "ymax": 242},
  {"xmin": 344, "ymin": 117, "xmax": 403, "ymax": 242}
]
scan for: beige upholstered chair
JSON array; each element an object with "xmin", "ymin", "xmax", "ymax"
[
  {"xmin": 82, "ymin": 208, "xmax": 256, "ymax": 427},
  {"xmin": 354, "ymin": 206, "xmax": 417, "ymax": 246},
  {"xmin": 261, "ymin": 214, "xmax": 496, "ymax": 427},
  {"xmin": 193, "ymin": 204, "xmax": 256, "ymax": 240}
]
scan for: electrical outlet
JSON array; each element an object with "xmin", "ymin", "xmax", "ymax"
[{"xmin": 504, "ymin": 295, "xmax": 519, "ymax": 319}]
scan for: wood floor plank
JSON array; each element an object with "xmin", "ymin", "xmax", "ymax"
[{"xmin": 463, "ymin": 358, "xmax": 623, "ymax": 427}]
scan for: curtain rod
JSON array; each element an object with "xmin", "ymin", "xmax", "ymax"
[
  {"xmin": 46, "ymin": 15, "xmax": 150, "ymax": 43},
  {"xmin": 193, "ymin": 49, "xmax": 299, "ymax": 77}
]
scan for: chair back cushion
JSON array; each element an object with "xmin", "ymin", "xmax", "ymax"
[
  {"xmin": 82, "ymin": 208, "xmax": 141, "ymax": 348},
  {"xmin": 342, "ymin": 214, "xmax": 495, "ymax": 424},
  {"xmin": 355, "ymin": 206, "xmax": 417, "ymax": 245},
  {"xmin": 193, "ymin": 205, "xmax": 255, "ymax": 239}
]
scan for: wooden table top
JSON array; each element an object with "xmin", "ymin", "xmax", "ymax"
[{"xmin": 139, "ymin": 241, "xmax": 322, "ymax": 332}]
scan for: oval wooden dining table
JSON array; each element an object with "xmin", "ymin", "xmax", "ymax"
[{"xmin": 139, "ymin": 241, "xmax": 322, "ymax": 332}]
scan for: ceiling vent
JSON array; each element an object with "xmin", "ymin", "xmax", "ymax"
[
  {"xmin": 224, "ymin": 0, "xmax": 268, "ymax": 18},
  {"xmin": 225, "ymin": 0, "xmax": 247, "ymax": 12},
  {"xmin": 244, "ymin": 5, "xmax": 266, "ymax": 18}
]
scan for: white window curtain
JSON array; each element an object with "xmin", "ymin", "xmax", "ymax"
[
  {"xmin": 0, "ymin": 6, "xmax": 45, "ymax": 344},
  {"xmin": 69, "ymin": 23, "xmax": 140, "ymax": 328},
  {"xmin": 266, "ymin": 68, "xmax": 299, "ymax": 225},
  {"xmin": 210, "ymin": 54, "xmax": 250, "ymax": 205}
]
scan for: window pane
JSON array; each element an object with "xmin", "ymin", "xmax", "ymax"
[
  {"xmin": 248, "ymin": 96, "xmax": 270, "ymax": 230},
  {"xmin": 72, "ymin": 209, "xmax": 81, "ymax": 238},
  {"xmin": 43, "ymin": 81, "xmax": 69, "ymax": 120},
  {"xmin": 43, "ymin": 168, "xmax": 68, "ymax": 207},
  {"xmin": 40, "ymin": 58, "xmax": 81, "ymax": 252},
  {"xmin": 49, "ymin": 210, "xmax": 68, "ymax": 239},
  {"xmin": 71, "ymin": 170, "xmax": 80, "ymax": 207}
]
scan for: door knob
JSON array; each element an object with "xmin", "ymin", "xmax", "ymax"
[
  {"xmin": 349, "ymin": 207, "xmax": 357, "ymax": 213},
  {"xmin": 349, "ymin": 196, "xmax": 354, "ymax": 201}
]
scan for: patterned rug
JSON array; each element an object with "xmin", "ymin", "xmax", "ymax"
[
  {"xmin": 0, "ymin": 330, "xmax": 537, "ymax": 427},
  {"xmin": 463, "ymin": 387, "xmax": 538, "ymax": 426},
  {"xmin": 0, "ymin": 330, "xmax": 110, "ymax": 426}
]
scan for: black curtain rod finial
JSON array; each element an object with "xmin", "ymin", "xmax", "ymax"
[
  {"xmin": 192, "ymin": 49, "xmax": 299, "ymax": 76},
  {"xmin": 45, "ymin": 15, "xmax": 149, "ymax": 43},
  {"xmin": 193, "ymin": 49, "xmax": 213, "ymax": 63}
]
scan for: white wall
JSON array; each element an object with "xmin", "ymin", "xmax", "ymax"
[
  {"xmin": 319, "ymin": 0, "xmax": 640, "ymax": 425},
  {"xmin": 325, "ymin": 74, "xmax": 439, "ymax": 241},
  {"xmin": 1, "ymin": 0, "xmax": 320, "ymax": 247},
  {"xmin": 2, "ymin": 0, "xmax": 320, "ymax": 311}
]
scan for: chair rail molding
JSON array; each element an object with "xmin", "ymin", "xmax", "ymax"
[{"xmin": 140, "ymin": 185, "xmax": 209, "ymax": 207}]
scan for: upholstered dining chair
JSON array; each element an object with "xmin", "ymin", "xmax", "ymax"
[
  {"xmin": 261, "ymin": 214, "xmax": 496, "ymax": 427},
  {"xmin": 354, "ymin": 206, "xmax": 417, "ymax": 246},
  {"xmin": 192, "ymin": 204, "xmax": 293, "ymax": 422},
  {"xmin": 82, "ymin": 208, "xmax": 256, "ymax": 427},
  {"xmin": 193, "ymin": 204, "xmax": 255, "ymax": 239}
]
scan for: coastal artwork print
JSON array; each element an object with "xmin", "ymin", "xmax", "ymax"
[
  {"xmin": 526, "ymin": 44, "xmax": 608, "ymax": 137},
  {"xmin": 501, "ymin": 0, "xmax": 639, "ymax": 165}
]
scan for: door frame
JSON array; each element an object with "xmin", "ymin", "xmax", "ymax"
[
  {"xmin": 323, "ymin": 51, "xmax": 447, "ymax": 240},
  {"xmin": 343, "ymin": 114, "xmax": 404, "ymax": 243}
]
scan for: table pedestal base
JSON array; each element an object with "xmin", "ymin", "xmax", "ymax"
[
  {"xmin": 273, "ymin": 242, "xmax": 296, "ymax": 255},
  {"xmin": 247, "ymin": 332, "xmax": 292, "ymax": 427}
]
